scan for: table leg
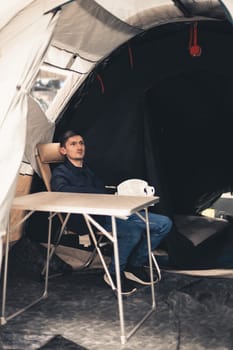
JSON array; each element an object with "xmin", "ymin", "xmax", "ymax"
[
  {"xmin": 111, "ymin": 216, "xmax": 126, "ymax": 344},
  {"xmin": 0, "ymin": 220, "xmax": 10, "ymax": 325},
  {"xmin": 83, "ymin": 214, "xmax": 126, "ymax": 344},
  {"xmin": 43, "ymin": 211, "xmax": 54, "ymax": 295},
  {"xmin": 83, "ymin": 214, "xmax": 114, "ymax": 285},
  {"xmin": 0, "ymin": 210, "xmax": 54, "ymax": 324},
  {"xmin": 83, "ymin": 211, "xmax": 159, "ymax": 345},
  {"xmin": 144, "ymin": 207, "xmax": 156, "ymax": 308},
  {"xmin": 124, "ymin": 208, "xmax": 158, "ymax": 341}
]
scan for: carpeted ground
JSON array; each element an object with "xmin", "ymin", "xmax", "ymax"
[{"xmin": 1, "ymin": 241, "xmax": 233, "ymax": 350}]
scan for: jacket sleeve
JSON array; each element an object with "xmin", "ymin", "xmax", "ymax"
[{"xmin": 50, "ymin": 168, "xmax": 76, "ymax": 192}]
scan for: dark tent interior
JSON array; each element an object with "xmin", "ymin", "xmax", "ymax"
[{"xmin": 28, "ymin": 19, "xmax": 233, "ymax": 269}]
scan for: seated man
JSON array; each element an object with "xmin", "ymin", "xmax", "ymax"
[{"xmin": 51, "ymin": 130, "xmax": 172, "ymax": 295}]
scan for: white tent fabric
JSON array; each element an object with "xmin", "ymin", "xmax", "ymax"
[
  {"xmin": 0, "ymin": 3, "xmax": 61, "ymax": 274},
  {"xmin": 24, "ymin": 97, "xmax": 55, "ymax": 170},
  {"xmin": 1, "ymin": 0, "xmax": 233, "ymax": 276},
  {"xmin": 0, "ymin": 0, "xmax": 33, "ymax": 31},
  {"xmin": 94, "ymin": 0, "xmax": 184, "ymax": 27},
  {"xmin": 51, "ymin": 1, "xmax": 139, "ymax": 61},
  {"xmin": 220, "ymin": 0, "xmax": 233, "ymax": 22}
]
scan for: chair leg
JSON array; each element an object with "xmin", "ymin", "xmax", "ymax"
[
  {"xmin": 41, "ymin": 213, "xmax": 71, "ymax": 277},
  {"xmin": 74, "ymin": 235, "xmax": 105, "ymax": 270},
  {"xmin": 151, "ymin": 253, "xmax": 161, "ymax": 282},
  {"xmin": 41, "ymin": 221, "xmax": 106, "ymax": 278}
]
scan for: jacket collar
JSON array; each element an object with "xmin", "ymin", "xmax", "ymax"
[{"xmin": 64, "ymin": 158, "xmax": 93, "ymax": 176}]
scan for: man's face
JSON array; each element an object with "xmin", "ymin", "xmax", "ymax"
[{"xmin": 60, "ymin": 135, "xmax": 85, "ymax": 162}]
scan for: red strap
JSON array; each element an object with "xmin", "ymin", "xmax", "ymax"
[
  {"xmin": 96, "ymin": 74, "xmax": 105, "ymax": 94},
  {"xmin": 128, "ymin": 44, "xmax": 134, "ymax": 69},
  {"xmin": 189, "ymin": 24, "xmax": 193, "ymax": 49},
  {"xmin": 189, "ymin": 22, "xmax": 198, "ymax": 48},
  {"xmin": 193, "ymin": 22, "xmax": 198, "ymax": 46},
  {"xmin": 189, "ymin": 22, "xmax": 202, "ymax": 57}
]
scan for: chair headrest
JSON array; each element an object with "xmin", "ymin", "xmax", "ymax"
[{"xmin": 37, "ymin": 143, "xmax": 65, "ymax": 163}]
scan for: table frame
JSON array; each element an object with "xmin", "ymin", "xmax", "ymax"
[{"xmin": 1, "ymin": 192, "xmax": 160, "ymax": 344}]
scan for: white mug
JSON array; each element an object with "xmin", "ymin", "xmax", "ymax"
[{"xmin": 145, "ymin": 185, "xmax": 155, "ymax": 196}]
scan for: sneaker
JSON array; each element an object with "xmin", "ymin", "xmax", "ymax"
[
  {"xmin": 104, "ymin": 273, "xmax": 137, "ymax": 296},
  {"xmin": 124, "ymin": 265, "xmax": 156, "ymax": 285}
]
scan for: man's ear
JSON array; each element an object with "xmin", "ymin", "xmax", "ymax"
[{"xmin": 60, "ymin": 147, "xmax": 66, "ymax": 156}]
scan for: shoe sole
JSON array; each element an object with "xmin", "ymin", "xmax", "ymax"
[
  {"xmin": 124, "ymin": 271, "xmax": 155, "ymax": 285},
  {"xmin": 103, "ymin": 274, "xmax": 137, "ymax": 296}
]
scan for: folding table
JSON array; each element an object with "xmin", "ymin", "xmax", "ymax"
[{"xmin": 1, "ymin": 191, "xmax": 160, "ymax": 344}]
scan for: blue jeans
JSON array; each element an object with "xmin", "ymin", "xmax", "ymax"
[{"xmin": 104, "ymin": 211, "xmax": 172, "ymax": 274}]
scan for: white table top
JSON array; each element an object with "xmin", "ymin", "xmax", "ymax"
[{"xmin": 12, "ymin": 192, "xmax": 159, "ymax": 217}]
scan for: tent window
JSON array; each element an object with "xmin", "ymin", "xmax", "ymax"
[{"xmin": 30, "ymin": 64, "xmax": 67, "ymax": 112}]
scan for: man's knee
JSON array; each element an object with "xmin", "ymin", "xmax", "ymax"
[
  {"xmin": 117, "ymin": 221, "xmax": 142, "ymax": 244},
  {"xmin": 163, "ymin": 216, "xmax": 172, "ymax": 234},
  {"xmin": 149, "ymin": 213, "xmax": 172, "ymax": 235}
]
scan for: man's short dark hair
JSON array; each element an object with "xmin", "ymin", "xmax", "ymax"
[{"xmin": 59, "ymin": 130, "xmax": 83, "ymax": 147}]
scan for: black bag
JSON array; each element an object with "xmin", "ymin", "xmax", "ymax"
[{"xmin": 7, "ymin": 236, "xmax": 72, "ymax": 280}]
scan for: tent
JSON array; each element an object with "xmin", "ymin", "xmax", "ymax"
[{"xmin": 1, "ymin": 0, "xmax": 233, "ymax": 274}]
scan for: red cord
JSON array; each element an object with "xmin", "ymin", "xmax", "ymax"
[
  {"xmin": 189, "ymin": 22, "xmax": 202, "ymax": 57},
  {"xmin": 96, "ymin": 74, "xmax": 105, "ymax": 94},
  {"xmin": 128, "ymin": 44, "xmax": 134, "ymax": 69},
  {"xmin": 193, "ymin": 22, "xmax": 198, "ymax": 45}
]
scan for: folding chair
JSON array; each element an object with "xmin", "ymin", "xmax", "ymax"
[{"xmin": 36, "ymin": 143, "xmax": 103, "ymax": 275}]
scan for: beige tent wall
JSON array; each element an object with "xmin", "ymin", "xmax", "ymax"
[{"xmin": 6, "ymin": 174, "xmax": 33, "ymax": 245}]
